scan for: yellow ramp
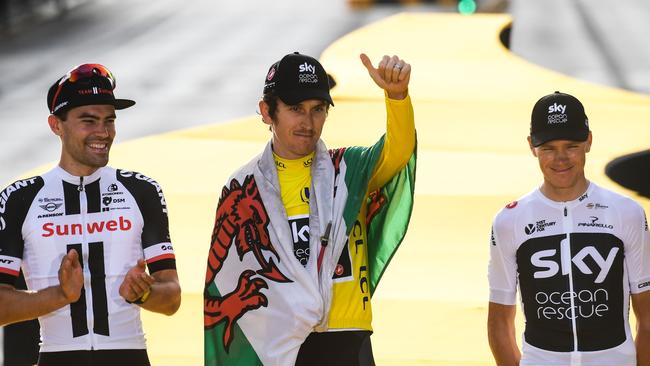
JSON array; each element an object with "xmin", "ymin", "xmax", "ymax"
[{"xmin": 16, "ymin": 12, "xmax": 650, "ymax": 366}]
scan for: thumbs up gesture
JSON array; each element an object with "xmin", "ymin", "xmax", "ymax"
[{"xmin": 360, "ymin": 53, "xmax": 411, "ymax": 100}]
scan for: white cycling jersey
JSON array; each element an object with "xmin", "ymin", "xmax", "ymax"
[
  {"xmin": 489, "ymin": 182, "xmax": 650, "ymax": 366},
  {"xmin": 0, "ymin": 166, "xmax": 176, "ymax": 352}
]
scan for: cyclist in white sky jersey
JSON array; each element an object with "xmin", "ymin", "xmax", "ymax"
[
  {"xmin": 0, "ymin": 64, "xmax": 181, "ymax": 366},
  {"xmin": 487, "ymin": 91, "xmax": 650, "ymax": 366}
]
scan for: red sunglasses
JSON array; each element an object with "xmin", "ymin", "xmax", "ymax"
[{"xmin": 50, "ymin": 63, "xmax": 116, "ymax": 113}]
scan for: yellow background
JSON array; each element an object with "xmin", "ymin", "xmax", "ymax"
[{"xmin": 18, "ymin": 13, "xmax": 650, "ymax": 365}]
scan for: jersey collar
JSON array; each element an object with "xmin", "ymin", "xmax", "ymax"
[
  {"xmin": 53, "ymin": 165, "xmax": 104, "ymax": 185},
  {"xmin": 534, "ymin": 181, "xmax": 594, "ymax": 210}
]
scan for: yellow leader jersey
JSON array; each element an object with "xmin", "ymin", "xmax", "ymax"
[{"xmin": 274, "ymin": 95, "xmax": 415, "ymax": 331}]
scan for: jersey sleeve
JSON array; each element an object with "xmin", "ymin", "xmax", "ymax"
[
  {"xmin": 117, "ymin": 171, "xmax": 176, "ymax": 274},
  {"xmin": 621, "ymin": 200, "xmax": 650, "ymax": 294},
  {"xmin": 367, "ymin": 94, "xmax": 416, "ymax": 192},
  {"xmin": 0, "ymin": 177, "xmax": 43, "ymax": 285},
  {"xmin": 488, "ymin": 211, "xmax": 518, "ymax": 305}
]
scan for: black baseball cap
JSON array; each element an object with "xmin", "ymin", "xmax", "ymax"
[
  {"xmin": 530, "ymin": 91, "xmax": 589, "ymax": 146},
  {"xmin": 263, "ymin": 52, "xmax": 334, "ymax": 106},
  {"xmin": 47, "ymin": 63, "xmax": 135, "ymax": 115}
]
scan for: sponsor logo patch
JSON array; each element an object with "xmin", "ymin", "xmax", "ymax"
[
  {"xmin": 300, "ymin": 187, "xmax": 310, "ymax": 204},
  {"xmin": 578, "ymin": 216, "xmax": 613, "ymax": 230},
  {"xmin": 39, "ymin": 202, "xmax": 63, "ymax": 212},
  {"xmin": 531, "ymin": 244, "xmax": 619, "ymax": 284},
  {"xmin": 298, "ymin": 62, "xmax": 318, "ymax": 84},
  {"xmin": 274, "ymin": 160, "xmax": 286, "ymax": 170},
  {"xmin": 547, "ymin": 103, "xmax": 567, "ymax": 125},
  {"xmin": 524, "ymin": 219, "xmax": 556, "ymax": 235},
  {"xmin": 303, "ymin": 157, "xmax": 312, "ymax": 168},
  {"xmin": 289, "ymin": 215, "xmax": 310, "ymax": 266},
  {"xmin": 37, "ymin": 212, "xmax": 64, "ymax": 219},
  {"xmin": 586, "ymin": 202, "xmax": 608, "ymax": 210},
  {"xmin": 119, "ymin": 171, "xmax": 167, "ymax": 213},
  {"xmin": 0, "ymin": 178, "xmax": 39, "ymax": 231},
  {"xmin": 42, "ymin": 216, "xmax": 132, "ymax": 237},
  {"xmin": 505, "ymin": 201, "xmax": 518, "ymax": 209},
  {"xmin": 525, "ymin": 224, "xmax": 536, "ymax": 235}
]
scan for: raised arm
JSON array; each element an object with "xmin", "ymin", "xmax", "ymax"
[{"xmin": 360, "ymin": 53, "xmax": 416, "ymax": 190}]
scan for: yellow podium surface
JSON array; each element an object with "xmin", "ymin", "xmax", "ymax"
[{"xmin": 16, "ymin": 12, "xmax": 650, "ymax": 366}]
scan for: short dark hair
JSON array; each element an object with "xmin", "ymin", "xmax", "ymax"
[
  {"xmin": 53, "ymin": 110, "xmax": 68, "ymax": 121},
  {"xmin": 262, "ymin": 92, "xmax": 280, "ymax": 119},
  {"xmin": 261, "ymin": 92, "xmax": 330, "ymax": 124}
]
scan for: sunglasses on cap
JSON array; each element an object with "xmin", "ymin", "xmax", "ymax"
[{"xmin": 50, "ymin": 63, "xmax": 117, "ymax": 112}]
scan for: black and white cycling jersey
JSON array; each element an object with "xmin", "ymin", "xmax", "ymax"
[
  {"xmin": 489, "ymin": 182, "xmax": 650, "ymax": 365},
  {"xmin": 0, "ymin": 166, "xmax": 176, "ymax": 352}
]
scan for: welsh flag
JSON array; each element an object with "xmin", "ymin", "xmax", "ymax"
[
  {"xmin": 366, "ymin": 150, "xmax": 416, "ymax": 294},
  {"xmin": 204, "ymin": 138, "xmax": 416, "ymax": 366}
]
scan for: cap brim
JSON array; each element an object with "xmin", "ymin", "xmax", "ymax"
[
  {"xmin": 279, "ymin": 89, "xmax": 334, "ymax": 106},
  {"xmin": 55, "ymin": 98, "xmax": 136, "ymax": 114},
  {"xmin": 531, "ymin": 129, "xmax": 589, "ymax": 147},
  {"xmin": 113, "ymin": 99, "xmax": 136, "ymax": 110}
]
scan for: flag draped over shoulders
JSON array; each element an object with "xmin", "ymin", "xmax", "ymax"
[{"xmin": 204, "ymin": 137, "xmax": 416, "ymax": 366}]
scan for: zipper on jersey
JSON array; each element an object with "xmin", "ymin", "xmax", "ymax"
[
  {"xmin": 78, "ymin": 176, "xmax": 96, "ymax": 349},
  {"xmin": 316, "ymin": 222, "xmax": 332, "ymax": 274},
  {"xmin": 315, "ymin": 221, "xmax": 333, "ymax": 332},
  {"xmin": 562, "ymin": 205, "xmax": 580, "ymax": 361}
]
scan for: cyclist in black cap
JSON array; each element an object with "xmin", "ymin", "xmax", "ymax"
[
  {"xmin": 0, "ymin": 64, "xmax": 181, "ymax": 366},
  {"xmin": 488, "ymin": 91, "xmax": 650, "ymax": 366},
  {"xmin": 203, "ymin": 52, "xmax": 416, "ymax": 366}
]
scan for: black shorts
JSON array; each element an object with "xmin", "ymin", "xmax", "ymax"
[
  {"xmin": 38, "ymin": 349, "xmax": 150, "ymax": 366},
  {"xmin": 295, "ymin": 330, "xmax": 375, "ymax": 366}
]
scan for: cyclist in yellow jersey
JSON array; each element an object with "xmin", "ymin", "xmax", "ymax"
[
  {"xmin": 270, "ymin": 52, "xmax": 414, "ymax": 365},
  {"xmin": 204, "ymin": 52, "xmax": 415, "ymax": 366}
]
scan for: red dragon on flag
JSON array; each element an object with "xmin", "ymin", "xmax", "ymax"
[{"xmin": 204, "ymin": 175, "xmax": 292, "ymax": 351}]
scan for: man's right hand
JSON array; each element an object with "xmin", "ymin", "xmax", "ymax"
[
  {"xmin": 58, "ymin": 249, "xmax": 83, "ymax": 303},
  {"xmin": 0, "ymin": 249, "xmax": 84, "ymax": 325}
]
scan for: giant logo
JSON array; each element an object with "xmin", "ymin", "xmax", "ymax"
[
  {"xmin": 119, "ymin": 171, "xmax": 167, "ymax": 213},
  {"xmin": 0, "ymin": 178, "xmax": 39, "ymax": 231}
]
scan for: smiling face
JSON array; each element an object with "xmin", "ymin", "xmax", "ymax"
[
  {"xmin": 528, "ymin": 133, "xmax": 592, "ymax": 201},
  {"xmin": 259, "ymin": 98, "xmax": 328, "ymax": 159},
  {"xmin": 49, "ymin": 104, "xmax": 116, "ymax": 176}
]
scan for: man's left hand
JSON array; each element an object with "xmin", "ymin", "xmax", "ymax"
[
  {"xmin": 360, "ymin": 53, "xmax": 411, "ymax": 100},
  {"xmin": 119, "ymin": 259, "xmax": 155, "ymax": 303}
]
